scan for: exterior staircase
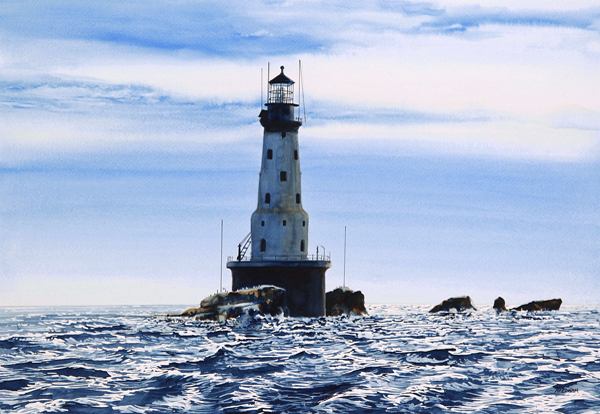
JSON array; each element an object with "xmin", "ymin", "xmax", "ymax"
[{"xmin": 237, "ymin": 232, "xmax": 251, "ymax": 261}]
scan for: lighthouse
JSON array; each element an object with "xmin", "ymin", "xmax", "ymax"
[{"xmin": 227, "ymin": 66, "xmax": 331, "ymax": 317}]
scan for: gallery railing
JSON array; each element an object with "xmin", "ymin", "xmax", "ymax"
[{"xmin": 227, "ymin": 253, "xmax": 331, "ymax": 262}]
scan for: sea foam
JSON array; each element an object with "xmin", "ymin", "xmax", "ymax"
[{"xmin": 0, "ymin": 305, "xmax": 598, "ymax": 413}]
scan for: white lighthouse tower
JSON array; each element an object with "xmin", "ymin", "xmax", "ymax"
[
  {"xmin": 251, "ymin": 66, "xmax": 308, "ymax": 260},
  {"xmin": 227, "ymin": 65, "xmax": 330, "ymax": 317}
]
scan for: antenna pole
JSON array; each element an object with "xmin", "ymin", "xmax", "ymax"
[
  {"xmin": 300, "ymin": 60, "xmax": 306, "ymax": 122},
  {"xmin": 261, "ymin": 68, "xmax": 263, "ymax": 108},
  {"xmin": 267, "ymin": 62, "xmax": 270, "ymax": 103},
  {"xmin": 220, "ymin": 219, "xmax": 223, "ymax": 292},
  {"xmin": 343, "ymin": 225, "xmax": 347, "ymax": 288},
  {"xmin": 298, "ymin": 59, "xmax": 301, "ymax": 108}
]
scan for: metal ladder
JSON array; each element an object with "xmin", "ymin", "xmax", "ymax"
[{"xmin": 237, "ymin": 232, "xmax": 251, "ymax": 261}]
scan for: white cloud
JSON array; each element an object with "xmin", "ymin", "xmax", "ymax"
[
  {"xmin": 436, "ymin": 0, "xmax": 600, "ymax": 10},
  {"xmin": 304, "ymin": 119, "xmax": 600, "ymax": 160},
  {"xmin": 550, "ymin": 106, "xmax": 600, "ymax": 131},
  {"xmin": 1, "ymin": 1, "xmax": 600, "ymax": 161},
  {"xmin": 58, "ymin": 60, "xmax": 264, "ymax": 103},
  {"xmin": 47, "ymin": 24, "xmax": 600, "ymax": 115}
]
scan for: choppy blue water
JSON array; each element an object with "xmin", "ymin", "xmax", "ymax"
[{"xmin": 1, "ymin": 305, "xmax": 599, "ymax": 413}]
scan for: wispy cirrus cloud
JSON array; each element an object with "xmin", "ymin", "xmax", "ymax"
[
  {"xmin": 0, "ymin": 77, "xmax": 263, "ymax": 153},
  {"xmin": 3, "ymin": 1, "xmax": 599, "ymax": 55},
  {"xmin": 306, "ymin": 101, "xmax": 496, "ymax": 125},
  {"xmin": 0, "ymin": 76, "xmax": 499, "ymax": 150},
  {"xmin": 414, "ymin": 5, "xmax": 600, "ymax": 34},
  {"xmin": 0, "ymin": 1, "xmax": 328, "ymax": 57},
  {"xmin": 1, "ymin": 1, "xmax": 599, "ymax": 161}
]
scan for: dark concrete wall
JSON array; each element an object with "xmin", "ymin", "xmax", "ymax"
[{"xmin": 230, "ymin": 264, "xmax": 327, "ymax": 317}]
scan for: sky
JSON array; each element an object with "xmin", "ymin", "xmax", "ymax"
[{"xmin": 1, "ymin": 0, "xmax": 599, "ymax": 307}]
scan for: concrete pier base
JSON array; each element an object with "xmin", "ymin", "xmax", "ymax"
[{"xmin": 227, "ymin": 260, "xmax": 331, "ymax": 317}]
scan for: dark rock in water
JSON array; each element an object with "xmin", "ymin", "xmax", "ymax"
[
  {"xmin": 430, "ymin": 296, "xmax": 476, "ymax": 313},
  {"xmin": 512, "ymin": 298, "xmax": 562, "ymax": 311},
  {"xmin": 493, "ymin": 297, "xmax": 508, "ymax": 312},
  {"xmin": 326, "ymin": 287, "xmax": 367, "ymax": 316},
  {"xmin": 177, "ymin": 285, "xmax": 289, "ymax": 321}
]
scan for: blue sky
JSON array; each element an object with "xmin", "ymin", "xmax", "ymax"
[{"xmin": 1, "ymin": 0, "xmax": 599, "ymax": 306}]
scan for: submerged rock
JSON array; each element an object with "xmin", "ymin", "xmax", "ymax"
[
  {"xmin": 493, "ymin": 297, "xmax": 508, "ymax": 312},
  {"xmin": 512, "ymin": 298, "xmax": 562, "ymax": 312},
  {"xmin": 326, "ymin": 287, "xmax": 367, "ymax": 316},
  {"xmin": 178, "ymin": 285, "xmax": 289, "ymax": 321},
  {"xmin": 430, "ymin": 296, "xmax": 476, "ymax": 313}
]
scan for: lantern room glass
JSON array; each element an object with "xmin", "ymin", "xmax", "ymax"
[{"xmin": 268, "ymin": 82, "xmax": 294, "ymax": 104}]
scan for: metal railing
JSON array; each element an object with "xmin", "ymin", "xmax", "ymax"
[
  {"xmin": 237, "ymin": 232, "xmax": 251, "ymax": 261},
  {"xmin": 227, "ymin": 253, "xmax": 330, "ymax": 262}
]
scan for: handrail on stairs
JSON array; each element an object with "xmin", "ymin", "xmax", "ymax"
[{"xmin": 237, "ymin": 232, "xmax": 252, "ymax": 261}]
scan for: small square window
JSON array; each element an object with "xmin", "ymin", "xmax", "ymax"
[
  {"xmin": 261, "ymin": 221, "xmax": 265, "ymax": 226},
  {"xmin": 283, "ymin": 220, "xmax": 286, "ymax": 226},
  {"xmin": 302, "ymin": 221, "xmax": 305, "ymax": 227},
  {"xmin": 267, "ymin": 149, "xmax": 273, "ymax": 159},
  {"xmin": 282, "ymin": 132, "xmax": 286, "ymax": 138},
  {"xmin": 294, "ymin": 150, "xmax": 298, "ymax": 160},
  {"xmin": 280, "ymin": 171, "xmax": 287, "ymax": 182}
]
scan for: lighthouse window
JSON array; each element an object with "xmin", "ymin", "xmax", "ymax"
[
  {"xmin": 261, "ymin": 221, "xmax": 265, "ymax": 226},
  {"xmin": 260, "ymin": 239, "xmax": 266, "ymax": 252},
  {"xmin": 302, "ymin": 221, "xmax": 305, "ymax": 227},
  {"xmin": 300, "ymin": 240, "xmax": 305, "ymax": 252},
  {"xmin": 265, "ymin": 193, "xmax": 271, "ymax": 204},
  {"xmin": 296, "ymin": 193, "xmax": 300, "ymax": 204},
  {"xmin": 267, "ymin": 149, "xmax": 273, "ymax": 159},
  {"xmin": 294, "ymin": 150, "xmax": 298, "ymax": 160},
  {"xmin": 283, "ymin": 220, "xmax": 286, "ymax": 226},
  {"xmin": 280, "ymin": 171, "xmax": 287, "ymax": 182},
  {"xmin": 282, "ymin": 132, "xmax": 286, "ymax": 138}
]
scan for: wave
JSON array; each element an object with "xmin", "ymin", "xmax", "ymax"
[{"xmin": 0, "ymin": 305, "xmax": 598, "ymax": 413}]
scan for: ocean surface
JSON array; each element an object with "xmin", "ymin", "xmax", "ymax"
[{"xmin": 0, "ymin": 304, "xmax": 598, "ymax": 414}]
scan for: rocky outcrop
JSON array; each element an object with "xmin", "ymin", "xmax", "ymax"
[
  {"xmin": 512, "ymin": 298, "xmax": 562, "ymax": 312},
  {"xmin": 177, "ymin": 285, "xmax": 289, "ymax": 321},
  {"xmin": 430, "ymin": 296, "xmax": 476, "ymax": 313},
  {"xmin": 326, "ymin": 287, "xmax": 367, "ymax": 316},
  {"xmin": 493, "ymin": 297, "xmax": 508, "ymax": 312}
]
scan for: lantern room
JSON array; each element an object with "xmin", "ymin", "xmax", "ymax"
[{"xmin": 268, "ymin": 66, "xmax": 295, "ymax": 104}]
